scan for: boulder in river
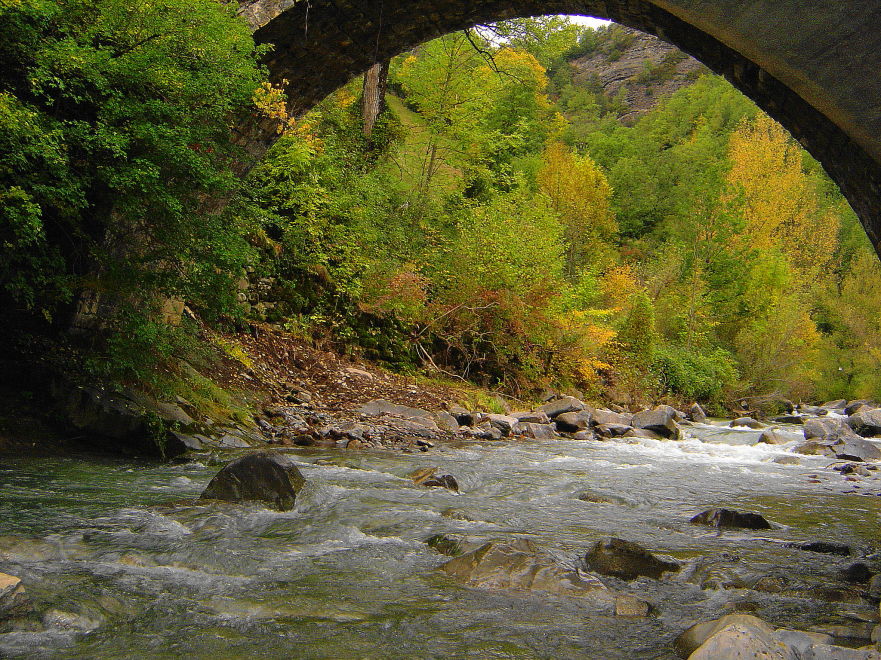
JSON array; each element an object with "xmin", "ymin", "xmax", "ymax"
[
  {"xmin": 730, "ymin": 417, "xmax": 764, "ymax": 429},
  {"xmin": 689, "ymin": 403, "xmax": 707, "ymax": 424},
  {"xmin": 441, "ymin": 540, "xmax": 616, "ymax": 606},
  {"xmin": 421, "ymin": 475, "xmax": 459, "ymax": 491},
  {"xmin": 199, "ymin": 451, "xmax": 306, "ymax": 511},
  {"xmin": 583, "ymin": 537, "xmax": 679, "ymax": 580},
  {"xmin": 835, "ymin": 437, "xmax": 881, "ymax": 462},
  {"xmin": 690, "ymin": 508, "xmax": 772, "ymax": 530},
  {"xmin": 675, "ymin": 614, "xmax": 781, "ymax": 658},
  {"xmin": 0, "ymin": 573, "xmax": 31, "ymax": 625},
  {"xmin": 683, "ymin": 617, "xmax": 796, "ymax": 660},
  {"xmin": 632, "ymin": 405, "xmax": 680, "ymax": 439},
  {"xmin": 537, "ymin": 396, "xmax": 584, "ymax": 419},
  {"xmin": 758, "ymin": 429, "xmax": 791, "ymax": 445},
  {"xmin": 805, "ymin": 417, "xmax": 861, "ymax": 443}
]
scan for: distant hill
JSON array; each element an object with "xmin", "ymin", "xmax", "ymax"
[{"xmin": 567, "ymin": 26, "xmax": 707, "ymax": 123}]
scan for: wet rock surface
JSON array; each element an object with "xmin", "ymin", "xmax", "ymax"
[
  {"xmin": 690, "ymin": 508, "xmax": 773, "ymax": 530},
  {"xmin": 583, "ymin": 537, "xmax": 679, "ymax": 580},
  {"xmin": 199, "ymin": 451, "xmax": 306, "ymax": 510}
]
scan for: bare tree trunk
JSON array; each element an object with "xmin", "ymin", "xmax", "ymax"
[{"xmin": 361, "ymin": 60, "xmax": 389, "ymax": 138}]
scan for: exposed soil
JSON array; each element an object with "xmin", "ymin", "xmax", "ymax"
[{"xmin": 211, "ymin": 323, "xmax": 459, "ymax": 414}]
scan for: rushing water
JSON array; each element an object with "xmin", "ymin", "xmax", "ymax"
[{"xmin": 0, "ymin": 421, "xmax": 879, "ymax": 658}]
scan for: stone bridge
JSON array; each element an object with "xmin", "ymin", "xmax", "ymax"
[{"xmin": 236, "ymin": 0, "xmax": 881, "ymax": 255}]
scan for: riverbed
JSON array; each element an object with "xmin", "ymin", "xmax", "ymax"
[{"xmin": 0, "ymin": 421, "xmax": 879, "ymax": 658}]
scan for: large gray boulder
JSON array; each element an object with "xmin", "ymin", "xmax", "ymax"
[
  {"xmin": 632, "ymin": 405, "xmax": 679, "ymax": 439},
  {"xmin": 592, "ymin": 409, "xmax": 633, "ymax": 426},
  {"xmin": 583, "ymin": 537, "xmax": 679, "ymax": 581},
  {"xmin": 514, "ymin": 422, "xmax": 557, "ymax": 439},
  {"xmin": 847, "ymin": 408, "xmax": 881, "ymax": 436},
  {"xmin": 804, "ymin": 417, "xmax": 861, "ymax": 443},
  {"xmin": 486, "ymin": 414, "xmax": 518, "ymax": 436},
  {"xmin": 835, "ymin": 437, "xmax": 881, "ymax": 462},
  {"xmin": 537, "ymin": 397, "xmax": 584, "ymax": 419},
  {"xmin": 555, "ymin": 410, "xmax": 592, "ymax": 432},
  {"xmin": 199, "ymin": 451, "xmax": 306, "ymax": 511}
]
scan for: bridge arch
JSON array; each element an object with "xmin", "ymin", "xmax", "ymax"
[{"xmin": 237, "ymin": 0, "xmax": 881, "ymax": 255}]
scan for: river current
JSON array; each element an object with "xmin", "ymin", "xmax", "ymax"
[{"xmin": 0, "ymin": 420, "xmax": 879, "ymax": 658}]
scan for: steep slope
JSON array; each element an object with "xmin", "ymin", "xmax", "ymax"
[{"xmin": 569, "ymin": 26, "xmax": 707, "ymax": 123}]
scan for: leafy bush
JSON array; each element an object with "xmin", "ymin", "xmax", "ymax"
[{"xmin": 653, "ymin": 344, "xmax": 739, "ymax": 402}]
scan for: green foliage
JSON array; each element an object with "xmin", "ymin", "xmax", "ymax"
[
  {"xmin": 0, "ymin": 0, "xmax": 264, "ymax": 379},
  {"xmin": 653, "ymin": 344, "xmax": 739, "ymax": 401}
]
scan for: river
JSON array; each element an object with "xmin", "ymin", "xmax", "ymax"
[{"xmin": 0, "ymin": 420, "xmax": 878, "ymax": 658}]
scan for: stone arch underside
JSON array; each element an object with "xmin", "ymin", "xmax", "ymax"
[{"xmin": 238, "ymin": 0, "xmax": 881, "ymax": 257}]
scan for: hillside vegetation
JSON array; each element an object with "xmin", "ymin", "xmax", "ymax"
[{"xmin": 2, "ymin": 8, "xmax": 880, "ymax": 427}]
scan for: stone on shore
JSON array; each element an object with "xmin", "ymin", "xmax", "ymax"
[
  {"xmin": 514, "ymin": 422, "xmax": 557, "ymax": 439},
  {"xmin": 632, "ymin": 405, "xmax": 680, "ymax": 439},
  {"xmin": 199, "ymin": 451, "xmax": 305, "ymax": 511},
  {"xmin": 555, "ymin": 410, "xmax": 592, "ymax": 432},
  {"xmin": 537, "ymin": 397, "xmax": 585, "ymax": 419}
]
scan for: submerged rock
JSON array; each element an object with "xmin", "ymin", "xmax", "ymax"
[
  {"xmin": 690, "ymin": 508, "xmax": 772, "ymax": 530},
  {"xmin": 583, "ymin": 537, "xmax": 679, "ymax": 580},
  {"xmin": 199, "ymin": 451, "xmax": 305, "ymax": 511},
  {"xmin": 441, "ymin": 540, "xmax": 615, "ymax": 605},
  {"xmin": 614, "ymin": 595, "xmax": 651, "ymax": 617},
  {"xmin": 794, "ymin": 541, "xmax": 851, "ymax": 556},
  {"xmin": 421, "ymin": 475, "xmax": 459, "ymax": 491}
]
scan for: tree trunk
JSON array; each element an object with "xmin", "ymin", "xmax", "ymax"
[{"xmin": 361, "ymin": 60, "xmax": 389, "ymax": 138}]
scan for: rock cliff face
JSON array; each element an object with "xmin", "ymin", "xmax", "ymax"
[{"xmin": 569, "ymin": 27, "xmax": 706, "ymax": 123}]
